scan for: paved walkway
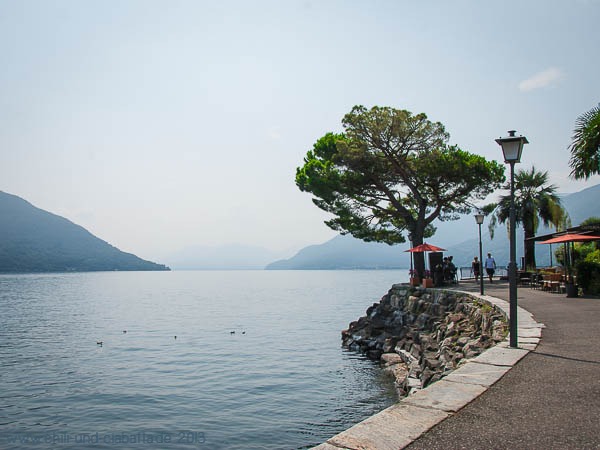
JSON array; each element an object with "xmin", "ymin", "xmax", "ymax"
[{"xmin": 407, "ymin": 280, "xmax": 600, "ymax": 450}]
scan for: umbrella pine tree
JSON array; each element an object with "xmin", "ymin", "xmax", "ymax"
[{"xmin": 296, "ymin": 105, "xmax": 505, "ymax": 277}]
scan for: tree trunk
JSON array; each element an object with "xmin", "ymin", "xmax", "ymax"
[
  {"xmin": 410, "ymin": 230, "xmax": 425, "ymax": 279},
  {"xmin": 524, "ymin": 225, "xmax": 536, "ymax": 269}
]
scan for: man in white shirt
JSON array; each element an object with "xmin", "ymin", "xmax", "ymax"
[{"xmin": 484, "ymin": 253, "xmax": 496, "ymax": 283}]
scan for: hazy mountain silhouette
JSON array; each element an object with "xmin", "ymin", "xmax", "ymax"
[
  {"xmin": 0, "ymin": 191, "xmax": 169, "ymax": 273},
  {"xmin": 266, "ymin": 184, "xmax": 600, "ymax": 270},
  {"xmin": 266, "ymin": 234, "xmax": 407, "ymax": 270},
  {"xmin": 165, "ymin": 244, "xmax": 280, "ymax": 270},
  {"xmin": 560, "ymin": 183, "xmax": 600, "ymax": 226}
]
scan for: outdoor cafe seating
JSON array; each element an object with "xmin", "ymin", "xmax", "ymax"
[
  {"xmin": 518, "ymin": 270, "xmax": 532, "ymax": 286},
  {"xmin": 530, "ymin": 227, "xmax": 600, "ymax": 297},
  {"xmin": 530, "ymin": 269, "xmax": 566, "ymax": 294}
]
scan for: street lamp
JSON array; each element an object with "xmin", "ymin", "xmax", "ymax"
[
  {"xmin": 474, "ymin": 212, "xmax": 485, "ymax": 295},
  {"xmin": 496, "ymin": 130, "xmax": 528, "ymax": 348}
]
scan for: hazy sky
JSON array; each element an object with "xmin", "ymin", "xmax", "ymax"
[{"xmin": 1, "ymin": 0, "xmax": 599, "ymax": 261}]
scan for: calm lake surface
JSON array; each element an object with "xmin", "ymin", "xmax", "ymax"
[{"xmin": 0, "ymin": 270, "xmax": 408, "ymax": 449}]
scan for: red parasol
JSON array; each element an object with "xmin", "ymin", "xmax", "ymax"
[
  {"xmin": 538, "ymin": 233, "xmax": 600, "ymax": 244},
  {"xmin": 404, "ymin": 243, "xmax": 447, "ymax": 274},
  {"xmin": 404, "ymin": 243, "xmax": 447, "ymax": 253}
]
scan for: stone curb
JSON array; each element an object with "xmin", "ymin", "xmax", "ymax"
[{"xmin": 312, "ymin": 290, "xmax": 543, "ymax": 450}]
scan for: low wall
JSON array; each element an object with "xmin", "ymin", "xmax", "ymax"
[{"xmin": 341, "ymin": 284, "xmax": 507, "ymax": 397}]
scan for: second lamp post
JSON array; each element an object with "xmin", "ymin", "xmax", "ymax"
[{"xmin": 474, "ymin": 212, "xmax": 485, "ymax": 295}]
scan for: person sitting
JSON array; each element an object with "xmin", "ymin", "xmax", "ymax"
[{"xmin": 433, "ymin": 263, "xmax": 444, "ymax": 286}]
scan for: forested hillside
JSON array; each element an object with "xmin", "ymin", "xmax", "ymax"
[{"xmin": 0, "ymin": 191, "xmax": 169, "ymax": 273}]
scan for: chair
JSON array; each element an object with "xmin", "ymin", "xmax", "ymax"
[
  {"xmin": 556, "ymin": 280, "xmax": 567, "ymax": 294},
  {"xmin": 543, "ymin": 273, "xmax": 562, "ymax": 293},
  {"xmin": 518, "ymin": 271, "xmax": 532, "ymax": 286},
  {"xmin": 530, "ymin": 272, "xmax": 541, "ymax": 289},
  {"xmin": 443, "ymin": 265, "xmax": 458, "ymax": 284}
]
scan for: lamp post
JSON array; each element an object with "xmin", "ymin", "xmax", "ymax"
[
  {"xmin": 496, "ymin": 130, "xmax": 528, "ymax": 348},
  {"xmin": 474, "ymin": 212, "xmax": 485, "ymax": 295}
]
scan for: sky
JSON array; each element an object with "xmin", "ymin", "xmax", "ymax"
[{"xmin": 1, "ymin": 0, "xmax": 599, "ymax": 262}]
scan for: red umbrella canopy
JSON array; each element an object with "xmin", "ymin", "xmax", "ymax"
[
  {"xmin": 404, "ymin": 243, "xmax": 447, "ymax": 253},
  {"xmin": 538, "ymin": 233, "xmax": 600, "ymax": 244}
]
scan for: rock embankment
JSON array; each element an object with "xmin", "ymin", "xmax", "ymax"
[{"xmin": 342, "ymin": 285, "xmax": 507, "ymax": 397}]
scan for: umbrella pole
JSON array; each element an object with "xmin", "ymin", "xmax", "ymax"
[
  {"xmin": 570, "ymin": 242, "xmax": 574, "ymax": 282},
  {"xmin": 565, "ymin": 242, "xmax": 571, "ymax": 281}
]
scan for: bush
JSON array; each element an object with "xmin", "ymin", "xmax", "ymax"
[
  {"xmin": 585, "ymin": 249, "xmax": 600, "ymax": 264},
  {"xmin": 575, "ymin": 260, "xmax": 600, "ymax": 295}
]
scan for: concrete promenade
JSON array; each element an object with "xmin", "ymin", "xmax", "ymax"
[{"xmin": 408, "ymin": 280, "xmax": 600, "ymax": 450}]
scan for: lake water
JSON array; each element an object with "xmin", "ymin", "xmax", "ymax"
[{"xmin": 0, "ymin": 270, "xmax": 408, "ymax": 449}]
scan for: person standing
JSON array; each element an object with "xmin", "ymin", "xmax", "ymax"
[
  {"xmin": 472, "ymin": 256, "xmax": 480, "ymax": 281},
  {"xmin": 485, "ymin": 253, "xmax": 496, "ymax": 283},
  {"xmin": 447, "ymin": 256, "xmax": 457, "ymax": 283},
  {"xmin": 442, "ymin": 257, "xmax": 449, "ymax": 281}
]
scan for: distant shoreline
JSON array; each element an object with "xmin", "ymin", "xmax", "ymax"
[{"xmin": 0, "ymin": 268, "xmax": 170, "ymax": 275}]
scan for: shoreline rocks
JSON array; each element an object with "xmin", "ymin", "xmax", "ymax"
[{"xmin": 342, "ymin": 285, "xmax": 507, "ymax": 397}]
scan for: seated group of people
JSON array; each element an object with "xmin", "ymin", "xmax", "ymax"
[
  {"xmin": 434, "ymin": 256, "xmax": 457, "ymax": 284},
  {"xmin": 443, "ymin": 256, "xmax": 457, "ymax": 282}
]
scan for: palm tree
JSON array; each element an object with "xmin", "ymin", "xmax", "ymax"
[
  {"xmin": 548, "ymin": 203, "xmax": 571, "ymax": 267},
  {"xmin": 569, "ymin": 103, "xmax": 600, "ymax": 180},
  {"xmin": 488, "ymin": 166, "xmax": 565, "ymax": 269}
]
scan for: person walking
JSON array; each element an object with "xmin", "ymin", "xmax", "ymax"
[
  {"xmin": 472, "ymin": 256, "xmax": 480, "ymax": 281},
  {"xmin": 485, "ymin": 253, "xmax": 496, "ymax": 283}
]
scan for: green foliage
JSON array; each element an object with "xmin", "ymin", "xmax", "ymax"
[
  {"xmin": 554, "ymin": 243, "xmax": 583, "ymax": 268},
  {"xmin": 580, "ymin": 216, "xmax": 600, "ymax": 227},
  {"xmin": 488, "ymin": 166, "xmax": 566, "ymax": 269},
  {"xmin": 585, "ymin": 249, "xmax": 600, "ymax": 263},
  {"xmin": 472, "ymin": 299, "xmax": 493, "ymax": 313},
  {"xmin": 554, "ymin": 245, "xmax": 567, "ymax": 266},
  {"xmin": 580, "ymin": 241, "xmax": 596, "ymax": 257},
  {"xmin": 569, "ymin": 103, "xmax": 600, "ymax": 180},
  {"xmin": 481, "ymin": 203, "xmax": 498, "ymax": 215},
  {"xmin": 575, "ymin": 260, "xmax": 600, "ymax": 295},
  {"xmin": 296, "ymin": 105, "xmax": 506, "ymax": 275}
]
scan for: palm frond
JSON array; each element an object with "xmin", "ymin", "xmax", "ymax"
[{"xmin": 569, "ymin": 104, "xmax": 600, "ymax": 180}]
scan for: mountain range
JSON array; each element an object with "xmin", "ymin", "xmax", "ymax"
[
  {"xmin": 2, "ymin": 183, "xmax": 598, "ymax": 273},
  {"xmin": 0, "ymin": 191, "xmax": 169, "ymax": 273},
  {"xmin": 264, "ymin": 234, "xmax": 403, "ymax": 270},
  {"xmin": 266, "ymin": 183, "xmax": 600, "ymax": 270}
]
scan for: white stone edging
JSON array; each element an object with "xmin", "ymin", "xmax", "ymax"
[{"xmin": 312, "ymin": 290, "xmax": 544, "ymax": 450}]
